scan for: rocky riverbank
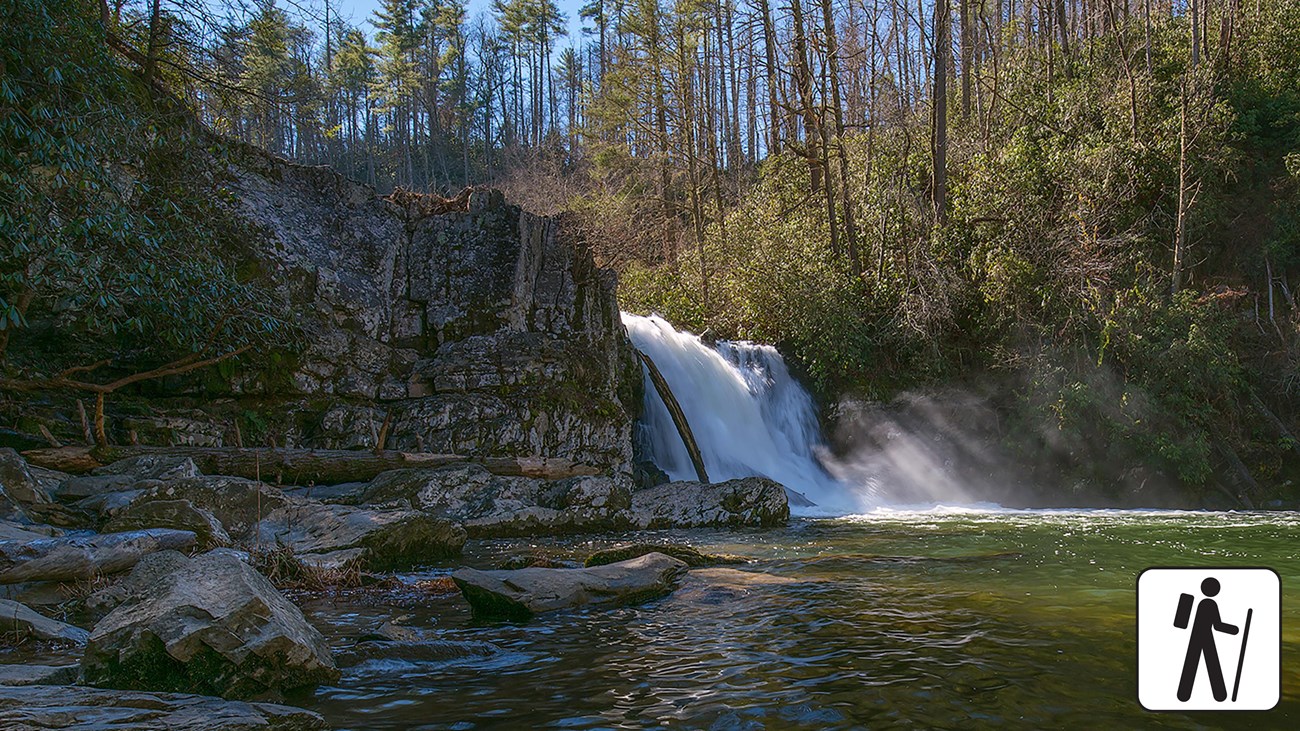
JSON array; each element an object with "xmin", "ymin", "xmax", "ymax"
[{"xmin": 0, "ymin": 445, "xmax": 790, "ymax": 728}]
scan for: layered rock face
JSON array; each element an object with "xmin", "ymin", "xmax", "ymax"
[
  {"xmin": 6, "ymin": 151, "xmax": 641, "ymax": 477},
  {"xmin": 218, "ymin": 155, "xmax": 640, "ymax": 474}
]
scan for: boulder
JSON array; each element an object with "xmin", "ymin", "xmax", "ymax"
[
  {"xmin": 0, "ymin": 529, "xmax": 197, "ymax": 584},
  {"xmin": 256, "ymin": 500, "xmax": 465, "ymax": 570},
  {"xmin": 452, "ymin": 551, "xmax": 688, "ymax": 620},
  {"xmin": 629, "ymin": 477, "xmax": 790, "ymax": 529},
  {"xmin": 0, "ymin": 598, "xmax": 90, "ymax": 644},
  {"xmin": 363, "ymin": 464, "xmax": 631, "ymax": 537},
  {"xmin": 0, "ymin": 663, "xmax": 80, "ymax": 686},
  {"xmin": 131, "ymin": 476, "xmax": 287, "ymax": 541},
  {"xmin": 85, "ymin": 550, "xmax": 192, "ymax": 617},
  {"xmin": 103, "ymin": 500, "xmax": 229, "ymax": 549},
  {"xmin": 83, "ymin": 550, "xmax": 339, "ymax": 699},
  {"xmin": 0, "ymin": 685, "xmax": 328, "ymax": 730}
]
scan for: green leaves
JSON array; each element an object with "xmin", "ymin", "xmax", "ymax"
[{"xmin": 0, "ymin": 0, "xmax": 293, "ymax": 377}]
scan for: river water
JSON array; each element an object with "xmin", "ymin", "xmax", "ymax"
[{"xmin": 305, "ymin": 509, "xmax": 1300, "ymax": 730}]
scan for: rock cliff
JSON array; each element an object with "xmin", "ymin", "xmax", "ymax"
[{"xmin": 9, "ymin": 148, "xmax": 642, "ymax": 476}]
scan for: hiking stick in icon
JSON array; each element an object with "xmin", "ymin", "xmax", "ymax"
[
  {"xmin": 1230, "ymin": 608, "xmax": 1253, "ymax": 702},
  {"xmin": 1174, "ymin": 577, "xmax": 1249, "ymax": 702}
]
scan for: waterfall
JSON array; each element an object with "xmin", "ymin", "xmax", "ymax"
[{"xmin": 623, "ymin": 313, "xmax": 873, "ymax": 515}]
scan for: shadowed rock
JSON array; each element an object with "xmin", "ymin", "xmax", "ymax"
[
  {"xmin": 0, "ymin": 529, "xmax": 197, "ymax": 584},
  {"xmin": 0, "ymin": 598, "xmax": 89, "ymax": 644},
  {"xmin": 452, "ymin": 552, "xmax": 688, "ymax": 620},
  {"xmin": 104, "ymin": 499, "xmax": 230, "ymax": 549},
  {"xmin": 0, "ymin": 685, "xmax": 328, "ymax": 730}
]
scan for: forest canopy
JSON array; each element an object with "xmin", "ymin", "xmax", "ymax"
[{"xmin": 3, "ymin": 0, "xmax": 1299, "ymax": 500}]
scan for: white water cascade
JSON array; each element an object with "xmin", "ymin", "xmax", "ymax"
[{"xmin": 623, "ymin": 313, "xmax": 875, "ymax": 515}]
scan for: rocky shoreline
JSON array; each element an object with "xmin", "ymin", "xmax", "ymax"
[{"xmin": 0, "ymin": 446, "xmax": 790, "ymax": 728}]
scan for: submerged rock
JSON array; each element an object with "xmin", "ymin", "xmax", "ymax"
[
  {"xmin": 584, "ymin": 543, "xmax": 746, "ymax": 568},
  {"xmin": 0, "ymin": 598, "xmax": 89, "ymax": 644},
  {"xmin": 629, "ymin": 477, "xmax": 789, "ymax": 529},
  {"xmin": 0, "ymin": 529, "xmax": 197, "ymax": 584},
  {"xmin": 83, "ymin": 550, "xmax": 339, "ymax": 700},
  {"xmin": 256, "ymin": 500, "xmax": 466, "ymax": 570},
  {"xmin": 335, "ymin": 638, "xmax": 499, "ymax": 667},
  {"xmin": 452, "ymin": 552, "xmax": 688, "ymax": 620},
  {"xmin": 0, "ymin": 685, "xmax": 328, "ymax": 730}
]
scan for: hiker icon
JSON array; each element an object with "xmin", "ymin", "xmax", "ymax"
[
  {"xmin": 1137, "ymin": 567, "xmax": 1279, "ymax": 711},
  {"xmin": 1174, "ymin": 577, "xmax": 1253, "ymax": 703}
]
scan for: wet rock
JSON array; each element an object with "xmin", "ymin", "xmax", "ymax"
[
  {"xmin": 629, "ymin": 477, "xmax": 789, "ymax": 529},
  {"xmin": 84, "ymin": 550, "xmax": 339, "ymax": 700},
  {"xmin": 364, "ymin": 464, "xmax": 631, "ymax": 537},
  {"xmin": 452, "ymin": 552, "xmax": 688, "ymax": 620},
  {"xmin": 0, "ymin": 685, "xmax": 328, "ymax": 730},
  {"xmin": 668, "ymin": 568, "xmax": 802, "ymax": 607},
  {"xmin": 0, "ymin": 663, "xmax": 80, "ymax": 686},
  {"xmin": 256, "ymin": 500, "xmax": 465, "ymax": 570},
  {"xmin": 631, "ymin": 459, "xmax": 670, "ymax": 490},
  {"xmin": 584, "ymin": 543, "xmax": 746, "ymax": 568},
  {"xmin": 104, "ymin": 499, "xmax": 230, "ymax": 549},
  {"xmin": 85, "ymin": 550, "xmax": 192, "ymax": 617},
  {"xmin": 0, "ymin": 529, "xmax": 197, "ymax": 584},
  {"xmin": 0, "ymin": 598, "xmax": 89, "ymax": 643}
]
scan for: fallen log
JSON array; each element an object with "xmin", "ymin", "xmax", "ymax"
[
  {"xmin": 635, "ymin": 350, "xmax": 710, "ymax": 483},
  {"xmin": 0, "ymin": 528, "xmax": 197, "ymax": 584},
  {"xmin": 20, "ymin": 446, "xmax": 602, "ymax": 485}
]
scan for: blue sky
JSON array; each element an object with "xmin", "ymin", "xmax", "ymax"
[{"xmin": 327, "ymin": 0, "xmax": 588, "ymax": 44}]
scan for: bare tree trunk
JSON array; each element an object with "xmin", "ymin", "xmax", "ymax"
[
  {"xmin": 143, "ymin": 0, "xmax": 161, "ymax": 85},
  {"xmin": 1172, "ymin": 80, "xmax": 1189, "ymax": 294},
  {"xmin": 821, "ymin": 0, "xmax": 862, "ymax": 273},
  {"xmin": 932, "ymin": 0, "xmax": 950, "ymax": 226}
]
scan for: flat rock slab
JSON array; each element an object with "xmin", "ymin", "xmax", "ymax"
[
  {"xmin": 0, "ymin": 529, "xmax": 197, "ymax": 584},
  {"xmin": 0, "ymin": 684, "xmax": 328, "ymax": 730},
  {"xmin": 0, "ymin": 598, "xmax": 89, "ymax": 644},
  {"xmin": 452, "ymin": 552, "xmax": 688, "ymax": 620}
]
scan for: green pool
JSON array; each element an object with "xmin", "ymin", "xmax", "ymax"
[{"xmin": 305, "ymin": 509, "xmax": 1300, "ymax": 729}]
